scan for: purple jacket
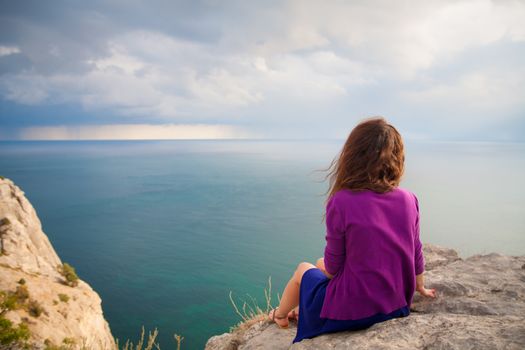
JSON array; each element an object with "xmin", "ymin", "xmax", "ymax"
[{"xmin": 320, "ymin": 187, "xmax": 425, "ymax": 320}]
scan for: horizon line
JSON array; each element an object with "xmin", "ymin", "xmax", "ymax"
[{"xmin": 0, "ymin": 138, "xmax": 523, "ymax": 144}]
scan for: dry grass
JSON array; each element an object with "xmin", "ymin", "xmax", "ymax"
[
  {"xmin": 228, "ymin": 276, "xmax": 280, "ymax": 333},
  {"xmin": 173, "ymin": 334, "xmax": 184, "ymax": 350},
  {"xmin": 115, "ymin": 327, "xmax": 184, "ymax": 350},
  {"xmin": 116, "ymin": 327, "xmax": 160, "ymax": 350}
]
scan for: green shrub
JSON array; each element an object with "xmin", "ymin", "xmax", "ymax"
[
  {"xmin": 1, "ymin": 291, "xmax": 19, "ymax": 311},
  {"xmin": 58, "ymin": 263, "xmax": 79, "ymax": 287},
  {"xmin": 0, "ymin": 285, "xmax": 31, "ymax": 311},
  {"xmin": 15, "ymin": 285, "xmax": 29, "ymax": 302},
  {"xmin": 0, "ymin": 316, "xmax": 30, "ymax": 346},
  {"xmin": 62, "ymin": 337, "xmax": 76, "ymax": 345},
  {"xmin": 43, "ymin": 337, "xmax": 77, "ymax": 350},
  {"xmin": 0, "ymin": 176, "xmax": 4, "ymax": 180},
  {"xmin": 44, "ymin": 339, "xmax": 55, "ymax": 349},
  {"xmin": 18, "ymin": 278, "xmax": 26, "ymax": 285},
  {"xmin": 58, "ymin": 293, "xmax": 69, "ymax": 303},
  {"xmin": 44, "ymin": 338, "xmax": 71, "ymax": 350},
  {"xmin": 27, "ymin": 299, "xmax": 44, "ymax": 318}
]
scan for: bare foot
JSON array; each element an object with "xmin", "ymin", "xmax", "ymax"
[
  {"xmin": 268, "ymin": 308, "xmax": 289, "ymax": 329},
  {"xmin": 287, "ymin": 307, "xmax": 299, "ymax": 321}
]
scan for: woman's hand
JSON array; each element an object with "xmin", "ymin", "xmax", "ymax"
[
  {"xmin": 417, "ymin": 286, "xmax": 437, "ymax": 298},
  {"xmin": 416, "ymin": 273, "xmax": 436, "ymax": 298}
]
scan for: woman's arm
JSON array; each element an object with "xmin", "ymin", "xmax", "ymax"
[
  {"xmin": 323, "ymin": 196, "xmax": 346, "ymax": 277},
  {"xmin": 413, "ymin": 194, "xmax": 435, "ymax": 297},
  {"xmin": 414, "ymin": 195, "xmax": 425, "ymax": 276}
]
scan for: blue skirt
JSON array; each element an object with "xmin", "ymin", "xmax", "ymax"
[{"xmin": 293, "ymin": 268, "xmax": 410, "ymax": 344}]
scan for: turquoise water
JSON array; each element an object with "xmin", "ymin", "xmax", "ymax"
[{"xmin": 0, "ymin": 140, "xmax": 524, "ymax": 349}]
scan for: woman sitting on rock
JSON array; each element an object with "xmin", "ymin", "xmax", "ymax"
[{"xmin": 268, "ymin": 117, "xmax": 437, "ymax": 343}]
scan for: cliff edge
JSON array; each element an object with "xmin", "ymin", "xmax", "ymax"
[
  {"xmin": 206, "ymin": 245, "xmax": 525, "ymax": 349},
  {"xmin": 0, "ymin": 177, "xmax": 115, "ymax": 349}
]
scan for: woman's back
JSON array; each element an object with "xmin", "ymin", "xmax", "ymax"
[{"xmin": 321, "ymin": 186, "xmax": 424, "ymax": 320}]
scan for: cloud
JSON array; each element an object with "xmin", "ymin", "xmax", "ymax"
[
  {"xmin": 14, "ymin": 123, "xmax": 255, "ymax": 140},
  {"xmin": 0, "ymin": 0, "xmax": 524, "ymax": 140},
  {"xmin": 272, "ymin": 0, "xmax": 525, "ymax": 76},
  {"xmin": 1, "ymin": 30, "xmax": 366, "ymax": 117},
  {"xmin": 0, "ymin": 46, "xmax": 20, "ymax": 57},
  {"xmin": 401, "ymin": 70, "xmax": 525, "ymax": 117}
]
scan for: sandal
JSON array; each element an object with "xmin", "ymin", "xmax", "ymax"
[{"xmin": 269, "ymin": 308, "xmax": 289, "ymax": 329}]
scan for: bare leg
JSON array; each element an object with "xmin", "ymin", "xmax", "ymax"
[
  {"xmin": 316, "ymin": 257, "xmax": 325, "ymax": 271},
  {"xmin": 269, "ymin": 262, "xmax": 316, "ymax": 327},
  {"xmin": 284, "ymin": 258, "xmax": 326, "ymax": 321}
]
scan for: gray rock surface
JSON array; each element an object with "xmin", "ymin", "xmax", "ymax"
[
  {"xmin": 0, "ymin": 177, "xmax": 116, "ymax": 349},
  {"xmin": 206, "ymin": 245, "xmax": 525, "ymax": 350}
]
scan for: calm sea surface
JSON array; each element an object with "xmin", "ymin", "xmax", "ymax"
[{"xmin": 1, "ymin": 140, "xmax": 524, "ymax": 349}]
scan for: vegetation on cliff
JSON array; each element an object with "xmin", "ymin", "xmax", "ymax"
[{"xmin": 58, "ymin": 263, "xmax": 79, "ymax": 287}]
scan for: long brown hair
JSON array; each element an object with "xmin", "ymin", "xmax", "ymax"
[{"xmin": 324, "ymin": 117, "xmax": 405, "ymax": 203}]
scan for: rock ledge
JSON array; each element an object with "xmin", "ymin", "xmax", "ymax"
[{"xmin": 206, "ymin": 245, "xmax": 525, "ymax": 349}]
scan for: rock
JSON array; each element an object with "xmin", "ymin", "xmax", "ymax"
[
  {"xmin": 205, "ymin": 244, "xmax": 525, "ymax": 350},
  {"xmin": 291, "ymin": 314, "xmax": 525, "ymax": 350},
  {"xmin": 0, "ymin": 177, "xmax": 115, "ymax": 350},
  {"xmin": 0, "ymin": 179, "xmax": 61, "ymax": 277},
  {"xmin": 206, "ymin": 333, "xmax": 236, "ymax": 350},
  {"xmin": 420, "ymin": 244, "xmax": 461, "ymax": 270}
]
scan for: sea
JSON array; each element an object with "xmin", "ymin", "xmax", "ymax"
[{"xmin": 0, "ymin": 139, "xmax": 524, "ymax": 349}]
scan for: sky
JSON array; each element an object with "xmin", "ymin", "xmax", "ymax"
[{"xmin": 0, "ymin": 0, "xmax": 524, "ymax": 141}]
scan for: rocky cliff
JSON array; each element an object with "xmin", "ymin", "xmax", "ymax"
[
  {"xmin": 0, "ymin": 177, "xmax": 115, "ymax": 349},
  {"xmin": 206, "ymin": 245, "xmax": 525, "ymax": 349}
]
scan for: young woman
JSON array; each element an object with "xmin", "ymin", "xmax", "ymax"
[{"xmin": 268, "ymin": 117, "xmax": 437, "ymax": 343}]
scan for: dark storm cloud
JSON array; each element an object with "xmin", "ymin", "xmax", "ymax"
[{"xmin": 1, "ymin": 0, "xmax": 274, "ymax": 76}]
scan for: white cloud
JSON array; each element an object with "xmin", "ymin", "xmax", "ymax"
[
  {"xmin": 405, "ymin": 0, "xmax": 525, "ymax": 67},
  {"xmin": 1, "ymin": 30, "xmax": 368, "ymax": 118},
  {"xmin": 0, "ymin": 46, "xmax": 20, "ymax": 57},
  {"xmin": 88, "ymin": 47, "xmax": 145, "ymax": 75},
  {"xmin": 267, "ymin": 0, "xmax": 525, "ymax": 77},
  {"xmin": 16, "ymin": 124, "xmax": 256, "ymax": 140},
  {"xmin": 401, "ymin": 69, "xmax": 525, "ymax": 118}
]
